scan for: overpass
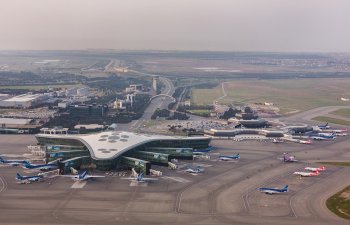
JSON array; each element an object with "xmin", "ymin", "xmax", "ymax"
[{"xmin": 150, "ymin": 94, "xmax": 176, "ymax": 102}]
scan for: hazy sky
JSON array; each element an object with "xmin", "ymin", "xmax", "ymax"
[{"xmin": 1, "ymin": 0, "xmax": 350, "ymax": 52}]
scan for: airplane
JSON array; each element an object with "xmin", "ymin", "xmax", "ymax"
[
  {"xmin": 193, "ymin": 146, "xmax": 213, "ymax": 153},
  {"xmin": 61, "ymin": 170, "xmax": 105, "ymax": 181},
  {"xmin": 258, "ymin": 185, "xmax": 289, "ymax": 195},
  {"xmin": 332, "ymin": 128, "xmax": 348, "ymax": 134},
  {"xmin": 121, "ymin": 172, "xmax": 158, "ymax": 183},
  {"xmin": 272, "ymin": 139, "xmax": 284, "ymax": 143},
  {"xmin": 310, "ymin": 135, "xmax": 335, "ymax": 141},
  {"xmin": 16, "ymin": 173, "xmax": 43, "ymax": 184},
  {"xmin": 318, "ymin": 123, "xmax": 330, "ymax": 130},
  {"xmin": 299, "ymin": 139, "xmax": 312, "ymax": 144},
  {"xmin": 293, "ymin": 171, "xmax": 320, "ymax": 177},
  {"xmin": 218, "ymin": 153, "xmax": 240, "ymax": 161},
  {"xmin": 0, "ymin": 156, "xmax": 28, "ymax": 167},
  {"xmin": 304, "ymin": 166, "xmax": 326, "ymax": 172},
  {"xmin": 282, "ymin": 153, "xmax": 298, "ymax": 162},
  {"xmin": 185, "ymin": 166, "xmax": 204, "ymax": 174},
  {"xmin": 317, "ymin": 132, "xmax": 336, "ymax": 138},
  {"xmin": 22, "ymin": 161, "xmax": 58, "ymax": 171}
]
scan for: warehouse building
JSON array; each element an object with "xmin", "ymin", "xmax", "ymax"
[{"xmin": 0, "ymin": 93, "xmax": 49, "ymax": 108}]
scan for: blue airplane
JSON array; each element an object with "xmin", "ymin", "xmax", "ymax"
[
  {"xmin": 22, "ymin": 160, "xmax": 58, "ymax": 171},
  {"xmin": 310, "ymin": 133, "xmax": 336, "ymax": 140},
  {"xmin": 219, "ymin": 153, "xmax": 240, "ymax": 161},
  {"xmin": 258, "ymin": 185, "xmax": 289, "ymax": 194},
  {"xmin": 121, "ymin": 172, "xmax": 158, "ymax": 183},
  {"xmin": 0, "ymin": 156, "xmax": 28, "ymax": 166},
  {"xmin": 16, "ymin": 173, "xmax": 43, "ymax": 183},
  {"xmin": 193, "ymin": 146, "xmax": 213, "ymax": 153},
  {"xmin": 61, "ymin": 170, "xmax": 105, "ymax": 181}
]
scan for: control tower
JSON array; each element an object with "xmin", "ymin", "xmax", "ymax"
[{"xmin": 152, "ymin": 76, "xmax": 159, "ymax": 91}]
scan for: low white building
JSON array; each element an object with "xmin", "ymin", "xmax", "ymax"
[{"xmin": 0, "ymin": 93, "xmax": 49, "ymax": 108}]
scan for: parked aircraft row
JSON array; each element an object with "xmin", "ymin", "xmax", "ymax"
[
  {"xmin": 0, "ymin": 156, "xmax": 59, "ymax": 172},
  {"xmin": 0, "ymin": 156, "xmax": 27, "ymax": 167}
]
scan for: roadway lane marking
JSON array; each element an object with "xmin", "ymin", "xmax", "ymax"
[
  {"xmin": 130, "ymin": 181, "xmax": 148, "ymax": 187},
  {"xmin": 194, "ymin": 163, "xmax": 212, "ymax": 168},
  {"xmin": 71, "ymin": 181, "xmax": 87, "ymax": 188},
  {"xmin": 0, "ymin": 176, "xmax": 7, "ymax": 193},
  {"xmin": 162, "ymin": 176, "xmax": 190, "ymax": 183}
]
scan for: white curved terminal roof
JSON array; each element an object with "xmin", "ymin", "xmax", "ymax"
[{"xmin": 36, "ymin": 131, "xmax": 211, "ymax": 160}]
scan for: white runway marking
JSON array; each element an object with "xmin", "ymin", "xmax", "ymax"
[
  {"xmin": 129, "ymin": 181, "xmax": 148, "ymax": 187},
  {"xmin": 162, "ymin": 176, "xmax": 191, "ymax": 183},
  {"xmin": 71, "ymin": 181, "xmax": 87, "ymax": 188},
  {"xmin": 194, "ymin": 163, "xmax": 212, "ymax": 168}
]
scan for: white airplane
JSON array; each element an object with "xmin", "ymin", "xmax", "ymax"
[
  {"xmin": 22, "ymin": 160, "xmax": 59, "ymax": 171},
  {"xmin": 272, "ymin": 139, "xmax": 284, "ymax": 143},
  {"xmin": 218, "ymin": 153, "xmax": 240, "ymax": 161},
  {"xmin": 318, "ymin": 123, "xmax": 330, "ymax": 130},
  {"xmin": 121, "ymin": 173, "xmax": 158, "ymax": 183},
  {"xmin": 318, "ymin": 132, "xmax": 336, "ymax": 138},
  {"xmin": 293, "ymin": 171, "xmax": 320, "ymax": 177},
  {"xmin": 310, "ymin": 136, "xmax": 335, "ymax": 141},
  {"xmin": 16, "ymin": 173, "xmax": 43, "ymax": 184},
  {"xmin": 329, "ymin": 128, "xmax": 347, "ymax": 134},
  {"xmin": 299, "ymin": 139, "xmax": 312, "ymax": 144},
  {"xmin": 0, "ymin": 156, "xmax": 27, "ymax": 167},
  {"xmin": 258, "ymin": 185, "xmax": 288, "ymax": 195},
  {"xmin": 61, "ymin": 170, "xmax": 105, "ymax": 181},
  {"xmin": 185, "ymin": 166, "xmax": 204, "ymax": 174},
  {"xmin": 304, "ymin": 166, "xmax": 326, "ymax": 172}
]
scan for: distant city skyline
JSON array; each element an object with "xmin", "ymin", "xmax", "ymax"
[{"xmin": 1, "ymin": 0, "xmax": 350, "ymax": 52}]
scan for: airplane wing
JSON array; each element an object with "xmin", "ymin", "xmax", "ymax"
[
  {"xmin": 141, "ymin": 177, "xmax": 158, "ymax": 181},
  {"xmin": 86, "ymin": 175, "xmax": 105, "ymax": 178},
  {"xmin": 60, "ymin": 175, "xmax": 79, "ymax": 178}
]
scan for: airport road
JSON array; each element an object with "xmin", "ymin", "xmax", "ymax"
[
  {"xmin": 122, "ymin": 75, "xmax": 175, "ymax": 131},
  {"xmin": 1, "ymin": 134, "xmax": 350, "ymax": 224}
]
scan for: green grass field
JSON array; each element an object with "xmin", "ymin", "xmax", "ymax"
[
  {"xmin": 331, "ymin": 108, "xmax": 350, "ymax": 118},
  {"xmin": 320, "ymin": 162, "xmax": 350, "ymax": 167},
  {"xmin": 312, "ymin": 116, "xmax": 350, "ymax": 126},
  {"xmin": 326, "ymin": 185, "xmax": 350, "ymax": 220},
  {"xmin": 191, "ymin": 78, "xmax": 350, "ymax": 115},
  {"xmin": 188, "ymin": 109, "xmax": 211, "ymax": 117}
]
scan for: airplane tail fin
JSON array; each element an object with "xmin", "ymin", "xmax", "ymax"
[
  {"xmin": 0, "ymin": 156, "xmax": 4, "ymax": 162},
  {"xmin": 80, "ymin": 170, "xmax": 88, "ymax": 179},
  {"xmin": 321, "ymin": 166, "xmax": 326, "ymax": 170},
  {"xmin": 16, "ymin": 173, "xmax": 23, "ymax": 180},
  {"xmin": 22, "ymin": 161, "xmax": 31, "ymax": 168},
  {"xmin": 283, "ymin": 185, "xmax": 289, "ymax": 191},
  {"xmin": 237, "ymin": 154, "xmax": 240, "ymax": 159}
]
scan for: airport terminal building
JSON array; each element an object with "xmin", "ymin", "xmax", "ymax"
[{"xmin": 35, "ymin": 130, "xmax": 211, "ymax": 174}]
